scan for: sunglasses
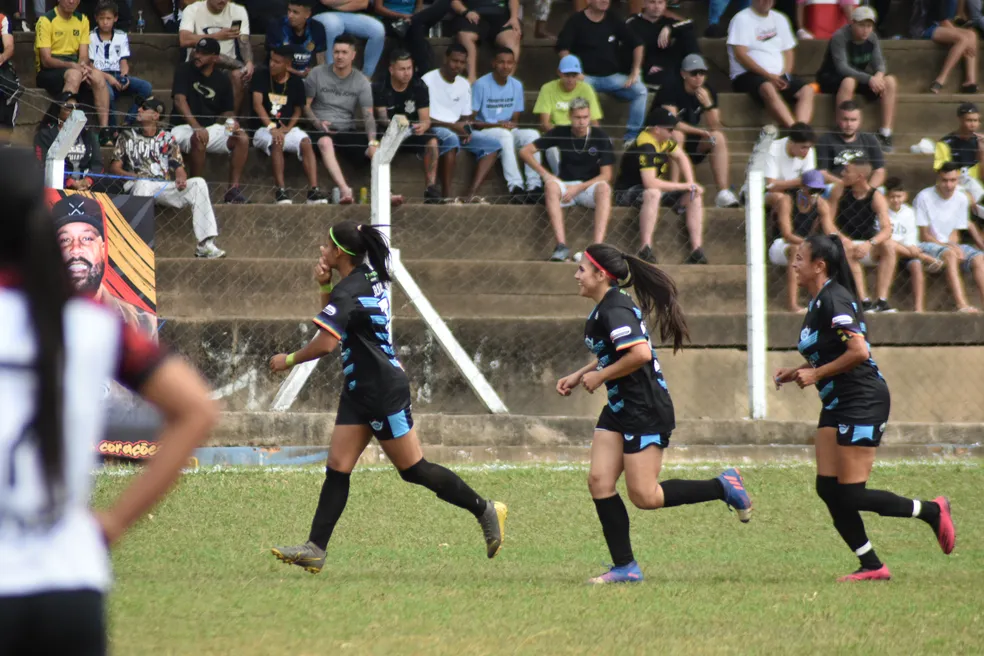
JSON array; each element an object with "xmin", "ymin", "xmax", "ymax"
[{"xmin": 687, "ymin": 70, "xmax": 708, "ymax": 76}]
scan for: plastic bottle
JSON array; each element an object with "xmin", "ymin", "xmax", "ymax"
[{"xmin": 136, "ymin": 10, "xmax": 145, "ymax": 34}]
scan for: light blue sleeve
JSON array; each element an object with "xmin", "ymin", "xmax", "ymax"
[
  {"xmin": 513, "ymin": 79, "xmax": 524, "ymax": 114},
  {"xmin": 472, "ymin": 77, "xmax": 486, "ymax": 121}
]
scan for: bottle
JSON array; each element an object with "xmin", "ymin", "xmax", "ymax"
[
  {"xmin": 331, "ymin": 187, "xmax": 341, "ymax": 204},
  {"xmin": 136, "ymin": 10, "xmax": 145, "ymax": 34},
  {"xmin": 359, "ymin": 187, "xmax": 368, "ymax": 204},
  {"xmin": 225, "ymin": 118, "xmax": 236, "ymax": 134}
]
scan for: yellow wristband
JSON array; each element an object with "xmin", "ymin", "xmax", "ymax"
[
  {"xmin": 320, "ymin": 282, "xmax": 333, "ymax": 294},
  {"xmin": 285, "ymin": 353, "xmax": 296, "ymax": 367}
]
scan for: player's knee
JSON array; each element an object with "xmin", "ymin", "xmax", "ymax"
[
  {"xmin": 835, "ymin": 482, "xmax": 864, "ymax": 512},
  {"xmin": 815, "ymin": 475, "xmax": 838, "ymax": 507},
  {"xmin": 626, "ymin": 485, "xmax": 659, "ymax": 510},
  {"xmin": 587, "ymin": 472, "xmax": 616, "ymax": 498},
  {"xmin": 399, "ymin": 458, "xmax": 434, "ymax": 485}
]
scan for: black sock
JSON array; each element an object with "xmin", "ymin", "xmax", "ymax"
[
  {"xmin": 660, "ymin": 479, "xmax": 725, "ymax": 507},
  {"xmin": 307, "ymin": 467, "xmax": 350, "ymax": 551},
  {"xmin": 593, "ymin": 494, "xmax": 634, "ymax": 567},
  {"xmin": 916, "ymin": 499, "xmax": 941, "ymax": 533},
  {"xmin": 399, "ymin": 459, "xmax": 487, "ymax": 518},
  {"xmin": 816, "ymin": 476, "xmax": 882, "ymax": 570},
  {"xmin": 847, "ymin": 483, "xmax": 917, "ymax": 518}
]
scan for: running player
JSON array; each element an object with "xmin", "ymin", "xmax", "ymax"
[
  {"xmin": 556, "ymin": 243, "xmax": 752, "ymax": 584},
  {"xmin": 775, "ymin": 234, "xmax": 956, "ymax": 581},
  {"xmin": 268, "ymin": 221, "xmax": 507, "ymax": 573},
  {"xmin": 0, "ymin": 145, "xmax": 218, "ymax": 654}
]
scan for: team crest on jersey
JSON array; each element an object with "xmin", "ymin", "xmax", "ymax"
[
  {"xmin": 403, "ymin": 99, "xmax": 416, "ymax": 113},
  {"xmin": 838, "ymin": 425, "xmax": 849, "ymax": 434},
  {"xmin": 800, "ymin": 327, "xmax": 810, "ymax": 342},
  {"xmin": 307, "ymin": 41, "xmax": 316, "ymax": 51},
  {"xmin": 371, "ymin": 420, "xmax": 384, "ymax": 431}
]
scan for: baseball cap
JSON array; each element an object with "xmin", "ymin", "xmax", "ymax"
[
  {"xmin": 958, "ymin": 102, "xmax": 979, "ymax": 116},
  {"xmin": 140, "ymin": 95, "xmax": 166, "ymax": 115},
  {"xmin": 681, "ymin": 54, "xmax": 708, "ymax": 73},
  {"xmin": 802, "ymin": 169, "xmax": 825, "ymax": 190},
  {"xmin": 195, "ymin": 37, "xmax": 220, "ymax": 55},
  {"xmin": 852, "ymin": 6, "xmax": 877, "ymax": 22},
  {"xmin": 51, "ymin": 196, "xmax": 105, "ymax": 237},
  {"xmin": 647, "ymin": 107, "xmax": 679, "ymax": 128},
  {"xmin": 558, "ymin": 54, "xmax": 582, "ymax": 75}
]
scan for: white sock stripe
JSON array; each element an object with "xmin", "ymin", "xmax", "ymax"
[
  {"xmin": 855, "ymin": 541, "xmax": 873, "ymax": 556},
  {"xmin": 912, "ymin": 500, "xmax": 922, "ymax": 518}
]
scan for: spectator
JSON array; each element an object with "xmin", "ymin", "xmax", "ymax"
[
  {"xmin": 34, "ymin": 93, "xmax": 109, "ymax": 192},
  {"xmin": 815, "ymin": 7, "xmax": 896, "ymax": 151},
  {"xmin": 884, "ymin": 177, "xmax": 944, "ymax": 313},
  {"xmin": 519, "ymin": 97, "xmax": 614, "ymax": 262},
  {"xmin": 965, "ymin": 0, "xmax": 984, "ymax": 36},
  {"xmin": 471, "ymin": 46, "xmax": 542, "ymax": 203},
  {"xmin": 90, "ymin": 1, "xmax": 153, "ymax": 127},
  {"xmin": 763, "ymin": 121, "xmax": 816, "ymax": 208},
  {"xmin": 451, "ymin": 0, "xmax": 521, "ymax": 84},
  {"xmin": 372, "ymin": 0, "xmax": 450, "ymax": 75},
  {"xmin": 626, "ymin": 0, "xmax": 698, "ymax": 90},
  {"xmin": 266, "ymin": 0, "xmax": 328, "ymax": 79},
  {"xmin": 109, "ymin": 96, "xmax": 227, "ymax": 259},
  {"xmin": 310, "ymin": 0, "xmax": 385, "ymax": 78},
  {"xmin": 372, "ymin": 49, "xmax": 441, "ymax": 201},
  {"xmin": 532, "ymin": 54, "xmax": 603, "ymax": 173},
  {"xmin": 654, "ymin": 53, "xmax": 739, "ymax": 208},
  {"xmin": 935, "ymin": 102, "xmax": 984, "ymax": 214},
  {"xmin": 179, "ymin": 0, "xmax": 255, "ymax": 115},
  {"xmin": 706, "ymin": 0, "xmax": 748, "ymax": 38},
  {"xmin": 171, "ymin": 38, "xmax": 250, "ymax": 204},
  {"xmin": 529, "ymin": 0, "xmax": 553, "ymax": 38},
  {"xmin": 796, "ymin": 0, "xmax": 856, "ymax": 40},
  {"xmin": 557, "ymin": 0, "xmax": 647, "ymax": 142},
  {"xmin": 35, "ymin": 0, "xmax": 112, "ymax": 145},
  {"xmin": 304, "ymin": 34, "xmax": 376, "ymax": 205},
  {"xmin": 816, "ymin": 100, "xmax": 885, "ymax": 188},
  {"xmin": 769, "ymin": 169, "xmax": 827, "ymax": 312},
  {"xmin": 614, "ymin": 107, "xmax": 707, "ymax": 264},
  {"xmin": 823, "ymin": 157, "xmax": 897, "ymax": 312},
  {"xmin": 0, "ymin": 10, "xmax": 18, "ymax": 130},
  {"xmin": 727, "ymin": 0, "xmax": 814, "ymax": 129},
  {"xmin": 915, "ymin": 162, "xmax": 984, "ymax": 311},
  {"xmin": 423, "ymin": 44, "xmax": 502, "ymax": 203},
  {"xmin": 911, "ymin": 0, "xmax": 978, "ymax": 93}
]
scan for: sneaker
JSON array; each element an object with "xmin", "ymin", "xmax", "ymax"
[
  {"xmin": 638, "ymin": 245, "xmax": 657, "ymax": 264},
  {"xmin": 550, "ymin": 243, "xmax": 571, "ymax": 262},
  {"xmin": 424, "ymin": 185, "xmax": 442, "ymax": 204},
  {"xmin": 715, "ymin": 188, "xmax": 740, "ymax": 208},
  {"xmin": 224, "ymin": 186, "xmax": 248, "ymax": 204},
  {"xmin": 524, "ymin": 186, "xmax": 544, "ymax": 205},
  {"xmin": 934, "ymin": 496, "xmax": 956, "ymax": 555},
  {"xmin": 873, "ymin": 299, "xmax": 897, "ymax": 313},
  {"xmin": 588, "ymin": 561, "xmax": 644, "ymax": 584},
  {"xmin": 307, "ymin": 187, "xmax": 328, "ymax": 204},
  {"xmin": 271, "ymin": 541, "xmax": 326, "ymax": 574},
  {"xmin": 508, "ymin": 186, "xmax": 526, "ymax": 205},
  {"xmin": 717, "ymin": 467, "xmax": 752, "ymax": 522},
  {"xmin": 685, "ymin": 248, "xmax": 708, "ymax": 265},
  {"xmin": 877, "ymin": 133, "xmax": 894, "ymax": 153},
  {"xmin": 862, "ymin": 299, "xmax": 874, "ymax": 312},
  {"xmin": 837, "ymin": 564, "xmax": 892, "ymax": 582},
  {"xmin": 478, "ymin": 500, "xmax": 508, "ymax": 559},
  {"xmin": 704, "ymin": 23, "xmax": 726, "ymax": 38},
  {"xmin": 194, "ymin": 239, "xmax": 226, "ymax": 259},
  {"xmin": 274, "ymin": 187, "xmax": 291, "ymax": 205}
]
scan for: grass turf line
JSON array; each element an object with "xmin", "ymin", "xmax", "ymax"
[{"xmin": 95, "ymin": 463, "xmax": 982, "ymax": 655}]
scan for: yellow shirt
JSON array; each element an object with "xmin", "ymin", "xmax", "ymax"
[
  {"xmin": 616, "ymin": 131, "xmax": 676, "ymax": 189},
  {"xmin": 35, "ymin": 10, "xmax": 89, "ymax": 72},
  {"xmin": 532, "ymin": 80, "xmax": 603, "ymax": 127}
]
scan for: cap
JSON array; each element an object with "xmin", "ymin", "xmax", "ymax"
[
  {"xmin": 802, "ymin": 169, "xmax": 825, "ymax": 190},
  {"xmin": 51, "ymin": 196, "xmax": 105, "ymax": 237},
  {"xmin": 958, "ymin": 102, "xmax": 979, "ymax": 116},
  {"xmin": 195, "ymin": 37, "xmax": 220, "ymax": 55},
  {"xmin": 140, "ymin": 95, "xmax": 166, "ymax": 115},
  {"xmin": 558, "ymin": 54, "xmax": 582, "ymax": 75},
  {"xmin": 647, "ymin": 107, "xmax": 679, "ymax": 128},
  {"xmin": 852, "ymin": 6, "xmax": 877, "ymax": 22},
  {"xmin": 681, "ymin": 53, "xmax": 708, "ymax": 73}
]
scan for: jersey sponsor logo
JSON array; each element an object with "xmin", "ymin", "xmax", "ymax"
[
  {"xmin": 370, "ymin": 420, "xmax": 384, "ymax": 431},
  {"xmin": 193, "ymin": 81, "xmax": 217, "ymax": 99},
  {"xmin": 323, "ymin": 304, "xmax": 337, "ymax": 315},
  {"xmin": 610, "ymin": 326, "xmax": 632, "ymax": 341},
  {"xmin": 832, "ymin": 314, "xmax": 853, "ymax": 327}
]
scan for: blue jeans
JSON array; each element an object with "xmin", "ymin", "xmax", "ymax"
[
  {"xmin": 107, "ymin": 73, "xmax": 153, "ymax": 126},
  {"xmin": 431, "ymin": 126, "xmax": 501, "ymax": 159},
  {"xmin": 313, "ymin": 12, "xmax": 385, "ymax": 77},
  {"xmin": 709, "ymin": 0, "xmax": 749, "ymax": 25},
  {"xmin": 584, "ymin": 73, "xmax": 648, "ymax": 141}
]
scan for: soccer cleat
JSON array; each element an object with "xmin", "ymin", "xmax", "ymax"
[
  {"xmin": 271, "ymin": 541, "xmax": 326, "ymax": 574},
  {"xmin": 194, "ymin": 239, "xmax": 226, "ymax": 259},
  {"xmin": 588, "ymin": 561, "xmax": 644, "ymax": 584},
  {"xmin": 478, "ymin": 500, "xmax": 508, "ymax": 559},
  {"xmin": 717, "ymin": 467, "xmax": 752, "ymax": 522},
  {"xmin": 307, "ymin": 187, "xmax": 328, "ymax": 204},
  {"xmin": 274, "ymin": 187, "xmax": 292, "ymax": 204},
  {"xmin": 550, "ymin": 243, "xmax": 572, "ymax": 262},
  {"xmin": 837, "ymin": 564, "xmax": 892, "ymax": 582},
  {"xmin": 934, "ymin": 496, "xmax": 956, "ymax": 555}
]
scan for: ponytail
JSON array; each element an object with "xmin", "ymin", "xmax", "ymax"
[
  {"xmin": 805, "ymin": 234, "xmax": 863, "ymax": 316},
  {"xmin": 328, "ymin": 220, "xmax": 392, "ymax": 282}
]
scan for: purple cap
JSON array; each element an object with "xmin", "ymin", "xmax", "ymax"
[{"xmin": 802, "ymin": 169, "xmax": 825, "ymax": 190}]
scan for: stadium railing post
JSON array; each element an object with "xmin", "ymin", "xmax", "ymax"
[{"xmin": 43, "ymin": 109, "xmax": 86, "ymax": 189}]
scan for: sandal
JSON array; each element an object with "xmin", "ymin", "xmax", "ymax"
[
  {"xmin": 928, "ymin": 258, "xmax": 944, "ymax": 274},
  {"xmin": 961, "ymin": 83, "xmax": 980, "ymax": 94},
  {"xmin": 930, "ymin": 81, "xmax": 943, "ymax": 94},
  {"xmin": 466, "ymin": 196, "xmax": 489, "ymax": 205},
  {"xmin": 958, "ymin": 305, "xmax": 981, "ymax": 313}
]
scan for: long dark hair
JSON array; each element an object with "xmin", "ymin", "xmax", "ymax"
[
  {"xmin": 0, "ymin": 146, "xmax": 73, "ymax": 520},
  {"xmin": 805, "ymin": 234, "xmax": 862, "ymax": 315},
  {"xmin": 330, "ymin": 221, "xmax": 392, "ymax": 283},
  {"xmin": 584, "ymin": 243, "xmax": 690, "ymax": 353}
]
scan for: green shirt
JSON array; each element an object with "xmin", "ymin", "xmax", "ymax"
[{"xmin": 532, "ymin": 79, "xmax": 603, "ymax": 127}]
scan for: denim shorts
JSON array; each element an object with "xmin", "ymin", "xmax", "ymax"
[
  {"xmin": 919, "ymin": 242, "xmax": 984, "ymax": 272},
  {"xmin": 431, "ymin": 126, "xmax": 501, "ymax": 158}
]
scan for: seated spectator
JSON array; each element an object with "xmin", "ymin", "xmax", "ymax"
[
  {"xmin": 373, "ymin": 0, "xmax": 450, "ymax": 75},
  {"xmin": 816, "ymin": 100, "xmax": 885, "ymax": 188},
  {"xmin": 310, "ymin": 0, "xmax": 385, "ymax": 79},
  {"xmin": 303, "ymin": 35, "xmax": 375, "ymax": 204},
  {"xmin": 911, "ymin": 0, "xmax": 978, "ymax": 93},
  {"xmin": 423, "ymin": 44, "xmax": 502, "ymax": 203},
  {"xmin": 0, "ymin": 10, "xmax": 19, "ymax": 130},
  {"xmin": 35, "ymin": 0, "xmax": 112, "ymax": 145},
  {"xmin": 762, "ymin": 121, "xmax": 816, "ymax": 208},
  {"xmin": 769, "ymin": 169, "xmax": 827, "ymax": 312},
  {"xmin": 34, "ymin": 92, "xmax": 109, "ymax": 192},
  {"xmin": 451, "ymin": 0, "xmax": 522, "ymax": 84},
  {"xmin": 654, "ymin": 53, "xmax": 739, "ymax": 208},
  {"xmin": 90, "ymin": 1, "xmax": 153, "ymax": 127},
  {"xmin": 614, "ymin": 107, "xmax": 707, "ymax": 264},
  {"xmin": 884, "ymin": 177, "xmax": 944, "ymax": 313},
  {"xmin": 519, "ymin": 97, "xmax": 614, "ymax": 261},
  {"xmin": 529, "ymin": 0, "xmax": 553, "ymax": 38},
  {"xmin": 795, "ymin": 0, "xmax": 855, "ymax": 40},
  {"xmin": 471, "ymin": 46, "xmax": 542, "ymax": 203},
  {"xmin": 372, "ymin": 49, "xmax": 441, "ymax": 201},
  {"xmin": 727, "ymin": 0, "xmax": 814, "ymax": 129},
  {"xmin": 823, "ymin": 157, "xmax": 897, "ymax": 312},
  {"xmin": 557, "ymin": 0, "xmax": 647, "ymax": 142},
  {"xmin": 935, "ymin": 102, "xmax": 984, "ymax": 215},
  {"xmin": 815, "ymin": 7, "xmax": 895, "ymax": 151},
  {"xmin": 179, "ymin": 0, "xmax": 255, "ymax": 114},
  {"xmin": 915, "ymin": 162, "xmax": 984, "ymax": 311},
  {"xmin": 266, "ymin": 0, "xmax": 328, "ymax": 79},
  {"xmin": 532, "ymin": 54, "xmax": 603, "ymax": 173},
  {"xmin": 171, "ymin": 38, "xmax": 250, "ymax": 204},
  {"xmin": 110, "ymin": 96, "xmax": 227, "ymax": 259},
  {"xmin": 965, "ymin": 0, "xmax": 984, "ymax": 36},
  {"xmin": 625, "ymin": 0, "xmax": 698, "ymax": 90}
]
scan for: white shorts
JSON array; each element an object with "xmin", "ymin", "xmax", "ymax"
[
  {"xmin": 253, "ymin": 126, "xmax": 310, "ymax": 160},
  {"xmin": 851, "ymin": 240, "xmax": 878, "ymax": 267},
  {"xmin": 551, "ymin": 179, "xmax": 605, "ymax": 208},
  {"xmin": 768, "ymin": 238, "xmax": 798, "ymax": 266},
  {"xmin": 171, "ymin": 123, "xmax": 232, "ymax": 154}
]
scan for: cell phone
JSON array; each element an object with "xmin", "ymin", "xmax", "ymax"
[{"xmin": 231, "ymin": 19, "xmax": 242, "ymax": 30}]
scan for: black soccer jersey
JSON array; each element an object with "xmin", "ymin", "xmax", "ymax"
[
  {"xmin": 312, "ymin": 264, "xmax": 409, "ymax": 412},
  {"xmin": 584, "ymin": 287, "xmax": 675, "ymax": 434}
]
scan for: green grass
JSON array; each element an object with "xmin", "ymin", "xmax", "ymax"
[{"xmin": 94, "ymin": 462, "xmax": 983, "ymax": 655}]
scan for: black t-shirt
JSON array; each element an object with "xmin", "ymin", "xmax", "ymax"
[
  {"xmin": 534, "ymin": 125, "xmax": 615, "ymax": 181},
  {"xmin": 372, "ymin": 78, "xmax": 430, "ymax": 122},
  {"xmin": 771, "ymin": 191, "xmax": 820, "ymax": 241},
  {"xmin": 624, "ymin": 14, "xmax": 699, "ymax": 84},
  {"xmin": 171, "ymin": 62, "xmax": 234, "ymax": 127},
  {"xmin": 556, "ymin": 11, "xmax": 640, "ymax": 78},
  {"xmin": 816, "ymin": 131, "xmax": 884, "ymax": 176},
  {"xmin": 584, "ymin": 287, "xmax": 675, "ymax": 433},
  {"xmin": 250, "ymin": 68, "xmax": 306, "ymax": 131},
  {"xmin": 651, "ymin": 82, "xmax": 717, "ymax": 128},
  {"xmin": 938, "ymin": 132, "xmax": 979, "ymax": 170}
]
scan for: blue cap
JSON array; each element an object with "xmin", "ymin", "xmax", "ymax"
[
  {"xmin": 558, "ymin": 54, "xmax": 582, "ymax": 75},
  {"xmin": 802, "ymin": 169, "xmax": 825, "ymax": 190}
]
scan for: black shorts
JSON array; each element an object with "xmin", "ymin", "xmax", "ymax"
[
  {"xmin": 36, "ymin": 67, "xmax": 68, "ymax": 96},
  {"xmin": 684, "ymin": 134, "xmax": 708, "ymax": 166},
  {"xmin": 816, "ymin": 72, "xmax": 880, "ymax": 101},
  {"xmin": 615, "ymin": 184, "xmax": 683, "ymax": 208},
  {"xmin": 397, "ymin": 130, "xmax": 439, "ymax": 154},
  {"xmin": 595, "ymin": 405, "xmax": 672, "ymax": 454},
  {"xmin": 316, "ymin": 130, "xmax": 369, "ymax": 161},
  {"xmin": 0, "ymin": 589, "xmax": 106, "ymax": 655},
  {"xmin": 335, "ymin": 394, "xmax": 414, "ymax": 440},
  {"xmin": 732, "ymin": 72, "xmax": 808, "ymax": 106},
  {"xmin": 818, "ymin": 381, "xmax": 891, "ymax": 447},
  {"xmin": 452, "ymin": 10, "xmax": 513, "ymax": 42}
]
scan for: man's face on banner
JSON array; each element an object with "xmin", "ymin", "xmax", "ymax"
[{"xmin": 57, "ymin": 222, "xmax": 106, "ymax": 295}]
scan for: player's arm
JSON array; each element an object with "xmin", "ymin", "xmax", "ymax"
[
  {"xmin": 595, "ymin": 342, "xmax": 652, "ymax": 382},
  {"xmin": 814, "ymin": 329, "xmax": 870, "ymax": 378}
]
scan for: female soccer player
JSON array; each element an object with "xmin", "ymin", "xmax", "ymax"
[
  {"xmin": 775, "ymin": 235, "xmax": 956, "ymax": 581},
  {"xmin": 0, "ymin": 146, "xmax": 218, "ymax": 654},
  {"xmin": 556, "ymin": 244, "xmax": 752, "ymax": 584},
  {"xmin": 268, "ymin": 221, "xmax": 507, "ymax": 574}
]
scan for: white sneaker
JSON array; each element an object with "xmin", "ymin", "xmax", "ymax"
[
  {"xmin": 796, "ymin": 28, "xmax": 814, "ymax": 40},
  {"xmin": 716, "ymin": 188, "xmax": 740, "ymax": 208},
  {"xmin": 195, "ymin": 240, "xmax": 226, "ymax": 259}
]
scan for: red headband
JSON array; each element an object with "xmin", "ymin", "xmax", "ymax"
[{"xmin": 584, "ymin": 251, "xmax": 615, "ymax": 280}]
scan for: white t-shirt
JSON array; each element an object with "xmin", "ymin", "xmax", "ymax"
[
  {"xmin": 727, "ymin": 8, "xmax": 796, "ymax": 79},
  {"xmin": 889, "ymin": 204, "xmax": 918, "ymax": 248},
  {"xmin": 914, "ymin": 186, "xmax": 969, "ymax": 242},
  {"xmin": 421, "ymin": 69, "xmax": 472, "ymax": 124},
  {"xmin": 89, "ymin": 29, "xmax": 130, "ymax": 73},
  {"xmin": 764, "ymin": 137, "xmax": 816, "ymax": 181},
  {"xmin": 179, "ymin": 0, "xmax": 250, "ymax": 61}
]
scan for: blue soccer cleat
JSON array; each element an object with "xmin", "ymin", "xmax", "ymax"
[
  {"xmin": 587, "ymin": 561, "xmax": 644, "ymax": 584},
  {"xmin": 717, "ymin": 467, "xmax": 752, "ymax": 523}
]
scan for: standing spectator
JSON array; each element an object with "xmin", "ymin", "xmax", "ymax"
[
  {"xmin": 451, "ymin": 0, "xmax": 521, "ymax": 84},
  {"xmin": 911, "ymin": 0, "xmax": 979, "ymax": 94},
  {"xmin": 816, "ymin": 100, "xmax": 885, "ymax": 188},
  {"xmin": 423, "ymin": 44, "xmax": 502, "ymax": 203},
  {"xmin": 796, "ymin": 0, "xmax": 856, "ymax": 40},
  {"xmin": 654, "ymin": 53, "xmax": 739, "ymax": 208},
  {"xmin": 769, "ymin": 170, "xmax": 828, "ymax": 312},
  {"xmin": 90, "ymin": 1, "xmax": 152, "ymax": 127},
  {"xmin": 763, "ymin": 121, "xmax": 816, "ymax": 208},
  {"xmin": 557, "ymin": 0, "xmax": 647, "ymax": 142},
  {"xmin": 179, "ymin": 0, "xmax": 255, "ymax": 115},
  {"xmin": 171, "ymin": 38, "xmax": 250, "ymax": 204},
  {"xmin": 303, "ymin": 34, "xmax": 376, "ymax": 205},
  {"xmin": 626, "ymin": 0, "xmax": 699, "ymax": 91},
  {"xmin": 884, "ymin": 177, "xmax": 944, "ymax": 313},
  {"xmin": 935, "ymin": 102, "xmax": 984, "ymax": 213},
  {"xmin": 529, "ymin": 0, "xmax": 553, "ymax": 38},
  {"xmin": 614, "ymin": 107, "xmax": 707, "ymax": 264},
  {"xmin": 519, "ymin": 98, "xmax": 614, "ymax": 261},
  {"xmin": 34, "ymin": 93, "xmax": 108, "ymax": 192},
  {"xmin": 310, "ymin": 0, "xmax": 385, "ymax": 78},
  {"xmin": 0, "ymin": 10, "xmax": 19, "ymax": 130},
  {"xmin": 471, "ymin": 46, "xmax": 542, "ymax": 203},
  {"xmin": 815, "ymin": 7, "xmax": 896, "ymax": 151},
  {"xmin": 266, "ymin": 0, "xmax": 328, "ymax": 79},
  {"xmin": 35, "ymin": 0, "xmax": 112, "ymax": 145},
  {"xmin": 373, "ymin": 0, "xmax": 450, "ymax": 75},
  {"xmin": 727, "ymin": 0, "xmax": 814, "ymax": 129},
  {"xmin": 110, "ymin": 96, "xmax": 227, "ymax": 259}
]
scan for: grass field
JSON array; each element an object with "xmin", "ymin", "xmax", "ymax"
[{"xmin": 94, "ymin": 462, "xmax": 983, "ymax": 655}]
